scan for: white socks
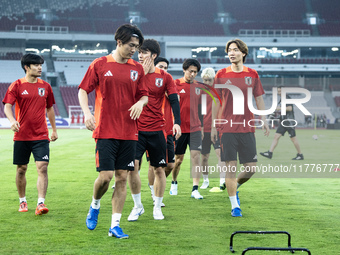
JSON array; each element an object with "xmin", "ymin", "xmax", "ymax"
[
  {"xmin": 229, "ymin": 196, "xmax": 240, "ymax": 209},
  {"xmin": 132, "ymin": 193, "xmax": 143, "ymax": 208},
  {"xmin": 203, "ymin": 174, "xmax": 209, "ymax": 181},
  {"xmin": 154, "ymin": 196, "xmax": 163, "ymax": 209},
  {"xmin": 37, "ymin": 198, "xmax": 45, "ymax": 205},
  {"xmin": 111, "ymin": 213, "xmax": 122, "ymax": 228},
  {"xmin": 91, "ymin": 197, "xmax": 101, "ymax": 209},
  {"xmin": 149, "ymin": 185, "xmax": 155, "ymax": 199},
  {"xmin": 19, "ymin": 197, "xmax": 26, "ymax": 203}
]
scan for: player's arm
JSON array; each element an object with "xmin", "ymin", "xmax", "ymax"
[
  {"xmin": 4, "ymin": 103, "xmax": 19, "ymax": 132},
  {"xmin": 129, "ymin": 96, "xmax": 148, "ymax": 120},
  {"xmin": 46, "ymin": 106, "xmax": 58, "ymax": 141},
  {"xmin": 168, "ymin": 93, "xmax": 181, "ymax": 140},
  {"xmin": 255, "ymin": 95, "xmax": 270, "ymax": 137},
  {"xmin": 276, "ymin": 105, "xmax": 293, "ymax": 112},
  {"xmin": 211, "ymin": 99, "xmax": 220, "ymax": 143},
  {"xmin": 78, "ymin": 88, "xmax": 96, "ymax": 131}
]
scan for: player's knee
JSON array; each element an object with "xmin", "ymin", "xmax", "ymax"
[{"xmin": 17, "ymin": 165, "xmax": 27, "ymax": 175}]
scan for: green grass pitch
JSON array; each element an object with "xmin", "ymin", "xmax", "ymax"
[{"xmin": 0, "ymin": 128, "xmax": 339, "ymax": 254}]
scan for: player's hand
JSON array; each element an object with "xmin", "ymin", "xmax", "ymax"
[
  {"xmin": 84, "ymin": 113, "xmax": 96, "ymax": 131},
  {"xmin": 50, "ymin": 131, "xmax": 58, "ymax": 141},
  {"xmin": 173, "ymin": 124, "xmax": 181, "ymax": 140},
  {"xmin": 211, "ymin": 127, "xmax": 217, "ymax": 143},
  {"xmin": 263, "ymin": 122, "xmax": 270, "ymax": 137},
  {"xmin": 129, "ymin": 101, "xmax": 144, "ymax": 120},
  {"xmin": 142, "ymin": 57, "xmax": 153, "ymax": 74},
  {"xmin": 10, "ymin": 121, "xmax": 20, "ymax": 132}
]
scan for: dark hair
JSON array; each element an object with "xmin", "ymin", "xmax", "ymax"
[
  {"xmin": 140, "ymin": 39, "xmax": 161, "ymax": 58},
  {"xmin": 182, "ymin": 58, "xmax": 201, "ymax": 72},
  {"xmin": 21, "ymin": 53, "xmax": 44, "ymax": 73},
  {"xmin": 154, "ymin": 57, "xmax": 169, "ymax": 67},
  {"xmin": 114, "ymin": 24, "xmax": 144, "ymax": 46},
  {"xmin": 225, "ymin": 38, "xmax": 248, "ymax": 63}
]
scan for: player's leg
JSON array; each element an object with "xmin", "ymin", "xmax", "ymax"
[
  {"xmin": 171, "ymin": 133, "xmax": 189, "ymax": 195},
  {"xmin": 86, "ymin": 139, "xmax": 116, "ymax": 230},
  {"xmin": 147, "ymin": 131, "xmax": 167, "ymax": 219},
  {"xmin": 109, "ymin": 140, "xmax": 136, "ymax": 238},
  {"xmin": 200, "ymin": 132, "xmax": 211, "ymax": 189},
  {"xmin": 190, "ymin": 131, "xmax": 203, "ymax": 199},
  {"xmin": 165, "ymin": 134, "xmax": 175, "ymax": 177},
  {"xmin": 32, "ymin": 140, "xmax": 50, "ymax": 215},
  {"xmin": 260, "ymin": 131, "xmax": 282, "ymax": 159},
  {"xmin": 109, "ymin": 169, "xmax": 129, "ymax": 238},
  {"xmin": 289, "ymin": 129, "xmax": 304, "ymax": 159},
  {"xmin": 13, "ymin": 141, "xmax": 31, "ymax": 212}
]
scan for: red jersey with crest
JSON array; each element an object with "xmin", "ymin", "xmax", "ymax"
[
  {"xmin": 215, "ymin": 66, "xmax": 264, "ymax": 133},
  {"xmin": 176, "ymin": 78, "xmax": 202, "ymax": 133},
  {"xmin": 138, "ymin": 67, "xmax": 177, "ymax": 132},
  {"xmin": 79, "ymin": 54, "xmax": 148, "ymax": 140},
  {"xmin": 3, "ymin": 78, "xmax": 55, "ymax": 141}
]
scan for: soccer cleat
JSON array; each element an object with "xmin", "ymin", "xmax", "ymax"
[
  {"xmin": 35, "ymin": 203, "xmax": 49, "ymax": 216},
  {"xmin": 200, "ymin": 180, "xmax": 209, "ymax": 189},
  {"xmin": 169, "ymin": 183, "xmax": 178, "ymax": 195},
  {"xmin": 220, "ymin": 182, "xmax": 226, "ymax": 190},
  {"xmin": 18, "ymin": 201, "xmax": 28, "ymax": 212},
  {"xmin": 127, "ymin": 206, "xmax": 144, "ymax": 221},
  {"xmin": 236, "ymin": 191, "xmax": 240, "ymax": 206},
  {"xmin": 108, "ymin": 226, "xmax": 129, "ymax": 239},
  {"xmin": 260, "ymin": 151, "xmax": 272, "ymax": 159},
  {"xmin": 191, "ymin": 190, "xmax": 203, "ymax": 199},
  {"xmin": 86, "ymin": 206, "xmax": 100, "ymax": 230},
  {"xmin": 231, "ymin": 207, "xmax": 242, "ymax": 217},
  {"xmin": 153, "ymin": 207, "xmax": 164, "ymax": 220},
  {"xmin": 292, "ymin": 153, "xmax": 304, "ymax": 160}
]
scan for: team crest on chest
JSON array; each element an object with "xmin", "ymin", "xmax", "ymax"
[
  {"xmin": 130, "ymin": 70, "xmax": 138, "ymax": 81},
  {"xmin": 195, "ymin": 87, "xmax": 201, "ymax": 95},
  {"xmin": 155, "ymin": 78, "xmax": 163, "ymax": 87},
  {"xmin": 245, "ymin": 77, "xmax": 252, "ymax": 86},
  {"xmin": 38, "ymin": 88, "xmax": 45, "ymax": 97}
]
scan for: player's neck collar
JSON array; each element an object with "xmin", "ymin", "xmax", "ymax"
[{"xmin": 230, "ymin": 64, "xmax": 244, "ymax": 73}]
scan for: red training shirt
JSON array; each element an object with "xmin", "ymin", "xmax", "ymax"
[
  {"xmin": 137, "ymin": 67, "xmax": 177, "ymax": 132},
  {"xmin": 176, "ymin": 78, "xmax": 202, "ymax": 133},
  {"xmin": 2, "ymin": 78, "xmax": 55, "ymax": 141},
  {"xmin": 215, "ymin": 66, "xmax": 265, "ymax": 133},
  {"xmin": 79, "ymin": 54, "xmax": 148, "ymax": 140}
]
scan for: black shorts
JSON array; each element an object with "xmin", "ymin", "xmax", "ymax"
[
  {"xmin": 276, "ymin": 123, "xmax": 296, "ymax": 138},
  {"xmin": 95, "ymin": 139, "xmax": 136, "ymax": 171},
  {"xmin": 220, "ymin": 133, "xmax": 257, "ymax": 164},
  {"xmin": 146, "ymin": 135, "xmax": 175, "ymax": 164},
  {"xmin": 201, "ymin": 132, "xmax": 221, "ymax": 155},
  {"xmin": 175, "ymin": 131, "xmax": 202, "ymax": 155},
  {"xmin": 13, "ymin": 140, "xmax": 50, "ymax": 165},
  {"xmin": 135, "ymin": 131, "xmax": 167, "ymax": 168}
]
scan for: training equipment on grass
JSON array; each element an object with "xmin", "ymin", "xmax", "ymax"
[{"xmin": 229, "ymin": 231, "xmax": 311, "ymax": 254}]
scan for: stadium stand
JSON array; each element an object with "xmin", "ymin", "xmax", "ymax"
[
  {"xmin": 54, "ymin": 60, "xmax": 92, "ymax": 86},
  {"xmin": 59, "ymin": 86, "xmax": 95, "ymax": 114}
]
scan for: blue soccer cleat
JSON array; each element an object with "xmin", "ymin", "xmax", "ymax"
[
  {"xmin": 86, "ymin": 206, "xmax": 100, "ymax": 230},
  {"xmin": 231, "ymin": 207, "xmax": 242, "ymax": 217},
  {"xmin": 108, "ymin": 226, "xmax": 129, "ymax": 239},
  {"xmin": 236, "ymin": 191, "xmax": 240, "ymax": 206}
]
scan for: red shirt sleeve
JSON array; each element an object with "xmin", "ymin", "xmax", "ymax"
[
  {"xmin": 252, "ymin": 71, "xmax": 265, "ymax": 98},
  {"xmin": 78, "ymin": 61, "xmax": 99, "ymax": 94},
  {"xmin": 46, "ymin": 84, "xmax": 55, "ymax": 108},
  {"xmin": 2, "ymin": 81, "xmax": 18, "ymax": 105},
  {"xmin": 165, "ymin": 72, "xmax": 178, "ymax": 96}
]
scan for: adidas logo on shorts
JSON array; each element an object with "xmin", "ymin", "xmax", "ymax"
[
  {"xmin": 42, "ymin": 155, "xmax": 49, "ymax": 160},
  {"xmin": 253, "ymin": 155, "xmax": 257, "ymax": 160},
  {"xmin": 159, "ymin": 159, "xmax": 166, "ymax": 164},
  {"xmin": 128, "ymin": 161, "xmax": 134, "ymax": 167}
]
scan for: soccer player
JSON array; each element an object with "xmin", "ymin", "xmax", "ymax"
[
  {"xmin": 211, "ymin": 39, "xmax": 270, "ymax": 217},
  {"xmin": 3, "ymin": 53, "xmax": 58, "ymax": 215},
  {"xmin": 170, "ymin": 58, "xmax": 204, "ymax": 199},
  {"xmin": 260, "ymin": 86, "xmax": 304, "ymax": 160},
  {"xmin": 79, "ymin": 24, "xmax": 148, "ymax": 238},
  {"xmin": 199, "ymin": 67, "xmax": 223, "ymax": 190},
  {"xmin": 127, "ymin": 40, "xmax": 181, "ymax": 221},
  {"xmin": 147, "ymin": 57, "xmax": 175, "ymax": 206}
]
